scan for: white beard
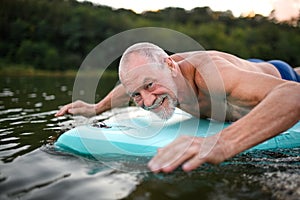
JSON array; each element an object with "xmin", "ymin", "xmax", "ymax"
[{"xmin": 142, "ymin": 94, "xmax": 177, "ymax": 120}]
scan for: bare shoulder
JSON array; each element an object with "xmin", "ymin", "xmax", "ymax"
[
  {"xmin": 215, "ymin": 59, "xmax": 285, "ymax": 101},
  {"xmin": 170, "ymin": 51, "xmax": 206, "ymax": 62},
  {"xmin": 174, "ymin": 50, "xmax": 281, "ymax": 83},
  {"xmin": 174, "ymin": 51, "xmax": 287, "ymax": 105},
  {"xmin": 194, "ymin": 53, "xmax": 284, "ymax": 98},
  {"xmin": 206, "ymin": 51, "xmax": 281, "ymax": 78}
]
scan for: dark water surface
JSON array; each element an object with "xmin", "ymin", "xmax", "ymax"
[{"xmin": 0, "ymin": 75, "xmax": 300, "ymax": 200}]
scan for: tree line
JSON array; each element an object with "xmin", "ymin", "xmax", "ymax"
[{"xmin": 0, "ymin": 0, "xmax": 299, "ymax": 72}]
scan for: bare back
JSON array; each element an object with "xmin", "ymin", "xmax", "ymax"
[
  {"xmin": 171, "ymin": 50, "xmax": 284, "ymax": 121},
  {"xmin": 172, "ymin": 51, "xmax": 281, "ymax": 78}
]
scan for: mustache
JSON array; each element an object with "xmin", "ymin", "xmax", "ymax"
[{"xmin": 142, "ymin": 94, "xmax": 168, "ymax": 111}]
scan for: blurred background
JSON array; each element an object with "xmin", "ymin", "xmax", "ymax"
[{"xmin": 0, "ymin": 0, "xmax": 299, "ymax": 75}]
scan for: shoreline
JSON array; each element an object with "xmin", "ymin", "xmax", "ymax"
[{"xmin": 0, "ymin": 66, "xmax": 118, "ymax": 78}]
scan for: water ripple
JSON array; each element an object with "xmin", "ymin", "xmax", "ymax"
[
  {"xmin": 0, "ymin": 108, "xmax": 23, "ymax": 115},
  {"xmin": 0, "ymin": 89, "xmax": 14, "ymax": 97}
]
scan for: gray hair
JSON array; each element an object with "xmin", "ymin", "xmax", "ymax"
[{"xmin": 119, "ymin": 42, "xmax": 169, "ymax": 73}]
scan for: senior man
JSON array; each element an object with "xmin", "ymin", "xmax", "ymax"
[{"xmin": 56, "ymin": 42, "xmax": 300, "ymax": 173}]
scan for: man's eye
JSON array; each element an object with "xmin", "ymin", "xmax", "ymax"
[
  {"xmin": 131, "ymin": 93, "xmax": 141, "ymax": 100},
  {"xmin": 146, "ymin": 82, "xmax": 153, "ymax": 89}
]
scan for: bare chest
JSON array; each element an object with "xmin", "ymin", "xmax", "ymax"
[{"xmin": 180, "ymin": 94, "xmax": 254, "ymax": 122}]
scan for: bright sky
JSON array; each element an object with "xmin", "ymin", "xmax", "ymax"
[{"xmin": 78, "ymin": 0, "xmax": 300, "ymax": 21}]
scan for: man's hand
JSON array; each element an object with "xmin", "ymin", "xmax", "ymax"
[
  {"xmin": 148, "ymin": 135, "xmax": 227, "ymax": 173},
  {"xmin": 55, "ymin": 100, "xmax": 97, "ymax": 118}
]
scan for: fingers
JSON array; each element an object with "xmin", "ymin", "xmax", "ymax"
[
  {"xmin": 148, "ymin": 136, "xmax": 201, "ymax": 173},
  {"xmin": 148, "ymin": 135, "xmax": 226, "ymax": 173},
  {"xmin": 148, "ymin": 147, "xmax": 187, "ymax": 173},
  {"xmin": 182, "ymin": 156, "xmax": 205, "ymax": 172},
  {"xmin": 54, "ymin": 100, "xmax": 92, "ymax": 117},
  {"xmin": 55, "ymin": 103, "xmax": 73, "ymax": 117}
]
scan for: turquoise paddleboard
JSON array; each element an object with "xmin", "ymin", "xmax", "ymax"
[{"xmin": 55, "ymin": 108, "xmax": 300, "ymax": 157}]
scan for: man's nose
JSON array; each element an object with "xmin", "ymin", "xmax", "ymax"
[{"xmin": 141, "ymin": 90, "xmax": 156, "ymax": 107}]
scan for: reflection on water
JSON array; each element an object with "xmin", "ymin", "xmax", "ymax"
[
  {"xmin": 0, "ymin": 75, "xmax": 299, "ymax": 200},
  {"xmin": 1, "ymin": 149, "xmax": 140, "ymax": 200}
]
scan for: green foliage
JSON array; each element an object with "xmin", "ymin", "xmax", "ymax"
[
  {"xmin": 15, "ymin": 40, "xmax": 59, "ymax": 70},
  {"xmin": 0, "ymin": 0, "xmax": 299, "ymax": 72}
]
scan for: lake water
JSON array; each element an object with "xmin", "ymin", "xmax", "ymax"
[{"xmin": 0, "ymin": 75, "xmax": 300, "ymax": 200}]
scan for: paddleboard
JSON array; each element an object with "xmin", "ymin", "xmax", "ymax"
[{"xmin": 55, "ymin": 108, "xmax": 300, "ymax": 157}]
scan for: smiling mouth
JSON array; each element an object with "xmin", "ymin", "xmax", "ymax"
[
  {"xmin": 151, "ymin": 98, "xmax": 165, "ymax": 112},
  {"xmin": 156, "ymin": 97, "xmax": 166, "ymax": 108},
  {"xmin": 142, "ymin": 95, "xmax": 168, "ymax": 111}
]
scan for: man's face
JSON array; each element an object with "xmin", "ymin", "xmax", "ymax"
[{"xmin": 121, "ymin": 63, "xmax": 178, "ymax": 120}]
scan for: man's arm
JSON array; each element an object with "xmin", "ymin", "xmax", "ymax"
[
  {"xmin": 220, "ymin": 81, "xmax": 300, "ymax": 158},
  {"xmin": 148, "ymin": 61, "xmax": 300, "ymax": 173},
  {"xmin": 55, "ymin": 84, "xmax": 130, "ymax": 117},
  {"xmin": 181, "ymin": 81, "xmax": 300, "ymax": 172}
]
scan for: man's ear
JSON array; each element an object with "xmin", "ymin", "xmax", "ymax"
[
  {"xmin": 165, "ymin": 57, "xmax": 175, "ymax": 70},
  {"xmin": 164, "ymin": 57, "xmax": 178, "ymax": 77}
]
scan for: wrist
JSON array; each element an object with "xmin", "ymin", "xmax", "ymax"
[
  {"xmin": 95, "ymin": 100, "xmax": 111, "ymax": 115},
  {"xmin": 218, "ymin": 121, "xmax": 257, "ymax": 159}
]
